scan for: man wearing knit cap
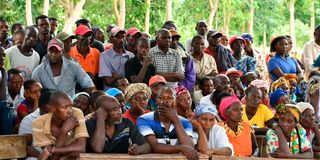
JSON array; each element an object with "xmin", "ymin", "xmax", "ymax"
[
  {"xmin": 55, "ymin": 32, "xmax": 76, "ymax": 61},
  {"xmin": 32, "ymin": 38, "xmax": 94, "ymax": 97},
  {"xmin": 123, "ymin": 83, "xmax": 152, "ymax": 124},
  {"xmin": 99, "ymin": 27, "xmax": 134, "ymax": 89}
]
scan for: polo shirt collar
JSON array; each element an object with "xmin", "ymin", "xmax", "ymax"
[
  {"xmin": 154, "ymin": 45, "xmax": 172, "ymax": 55},
  {"xmin": 153, "ymin": 110, "xmax": 175, "ymax": 133},
  {"xmin": 110, "ymin": 47, "xmax": 131, "ymax": 58}
]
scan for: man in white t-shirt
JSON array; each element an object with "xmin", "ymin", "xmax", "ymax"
[
  {"xmin": 5, "ymin": 26, "xmax": 40, "ymax": 79},
  {"xmin": 185, "ymin": 21, "xmax": 209, "ymax": 53}
]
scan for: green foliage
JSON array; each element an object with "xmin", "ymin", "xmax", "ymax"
[{"xmin": 1, "ymin": 0, "xmax": 320, "ymax": 49}]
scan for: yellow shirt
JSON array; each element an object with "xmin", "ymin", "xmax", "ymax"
[
  {"xmin": 32, "ymin": 107, "xmax": 89, "ymax": 147},
  {"xmin": 242, "ymin": 104, "xmax": 274, "ymax": 128}
]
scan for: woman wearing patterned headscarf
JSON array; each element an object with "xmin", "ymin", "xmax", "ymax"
[
  {"xmin": 266, "ymin": 104, "xmax": 313, "ymax": 158},
  {"xmin": 123, "ymin": 83, "xmax": 152, "ymax": 124},
  {"xmin": 218, "ymin": 96, "xmax": 259, "ymax": 157}
]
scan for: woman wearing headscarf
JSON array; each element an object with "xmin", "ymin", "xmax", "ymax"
[
  {"xmin": 241, "ymin": 79, "xmax": 271, "ymax": 108},
  {"xmin": 190, "ymin": 103, "xmax": 233, "ymax": 156},
  {"xmin": 72, "ymin": 92, "xmax": 91, "ymax": 116},
  {"xmin": 270, "ymin": 77, "xmax": 290, "ymax": 93},
  {"xmin": 266, "ymin": 104, "xmax": 313, "ymax": 159},
  {"xmin": 123, "ymin": 83, "xmax": 151, "ymax": 124},
  {"xmin": 297, "ymin": 102, "xmax": 320, "ymax": 153},
  {"xmin": 270, "ymin": 88, "xmax": 290, "ymax": 109},
  {"xmin": 175, "ymin": 85, "xmax": 194, "ymax": 119},
  {"xmin": 284, "ymin": 74, "xmax": 298, "ymax": 102},
  {"xmin": 218, "ymin": 96, "xmax": 259, "ymax": 157},
  {"xmin": 307, "ymin": 76, "xmax": 320, "ymax": 121}
]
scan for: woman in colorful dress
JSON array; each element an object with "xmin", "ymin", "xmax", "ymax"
[
  {"xmin": 266, "ymin": 104, "xmax": 313, "ymax": 159},
  {"xmin": 218, "ymin": 96, "xmax": 259, "ymax": 157}
]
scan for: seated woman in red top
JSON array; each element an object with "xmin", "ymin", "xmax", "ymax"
[
  {"xmin": 16, "ymin": 79, "xmax": 42, "ymax": 127},
  {"xmin": 123, "ymin": 83, "xmax": 151, "ymax": 124}
]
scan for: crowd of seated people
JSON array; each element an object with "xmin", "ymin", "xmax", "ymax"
[{"xmin": 1, "ymin": 16, "xmax": 320, "ymax": 160}]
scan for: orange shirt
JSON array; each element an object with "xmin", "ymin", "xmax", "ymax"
[
  {"xmin": 70, "ymin": 45, "xmax": 100, "ymax": 75},
  {"xmin": 219, "ymin": 121, "xmax": 253, "ymax": 156}
]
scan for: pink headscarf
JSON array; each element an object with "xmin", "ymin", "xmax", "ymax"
[
  {"xmin": 250, "ymin": 79, "xmax": 268, "ymax": 89},
  {"xmin": 175, "ymin": 85, "xmax": 189, "ymax": 96},
  {"xmin": 219, "ymin": 96, "xmax": 241, "ymax": 120}
]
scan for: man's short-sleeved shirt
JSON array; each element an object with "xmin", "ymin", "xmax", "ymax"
[
  {"xmin": 242, "ymin": 104, "xmax": 274, "ymax": 128},
  {"xmin": 32, "ymin": 107, "xmax": 89, "ymax": 147},
  {"xmin": 268, "ymin": 54, "xmax": 299, "ymax": 81},
  {"xmin": 191, "ymin": 53, "xmax": 217, "ymax": 78},
  {"xmin": 5, "ymin": 45, "xmax": 40, "ymax": 79},
  {"xmin": 124, "ymin": 56, "xmax": 155, "ymax": 84},
  {"xmin": 19, "ymin": 109, "xmax": 40, "ymax": 135},
  {"xmin": 70, "ymin": 45, "xmax": 100, "ymax": 75},
  {"xmin": 86, "ymin": 118, "xmax": 146, "ymax": 153},
  {"xmin": 137, "ymin": 112, "xmax": 193, "ymax": 145},
  {"xmin": 31, "ymin": 57, "xmax": 94, "ymax": 97},
  {"xmin": 99, "ymin": 47, "xmax": 134, "ymax": 78},
  {"xmin": 149, "ymin": 46, "xmax": 184, "ymax": 87}
]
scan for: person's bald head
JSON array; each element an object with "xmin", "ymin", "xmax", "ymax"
[
  {"xmin": 96, "ymin": 95, "xmax": 123, "ymax": 124},
  {"xmin": 49, "ymin": 91, "xmax": 71, "ymax": 106},
  {"xmin": 156, "ymin": 29, "xmax": 171, "ymax": 50},
  {"xmin": 96, "ymin": 95, "xmax": 118, "ymax": 110}
]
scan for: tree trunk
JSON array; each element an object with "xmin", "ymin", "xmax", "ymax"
[
  {"xmin": 248, "ymin": 0, "xmax": 254, "ymax": 35},
  {"xmin": 166, "ymin": 0, "xmax": 172, "ymax": 21},
  {"xmin": 310, "ymin": 0, "xmax": 315, "ymax": 40},
  {"xmin": 62, "ymin": 0, "xmax": 87, "ymax": 34},
  {"xmin": 119, "ymin": 0, "xmax": 126, "ymax": 28},
  {"xmin": 144, "ymin": 0, "xmax": 150, "ymax": 33},
  {"xmin": 289, "ymin": 0, "xmax": 296, "ymax": 50},
  {"xmin": 26, "ymin": 0, "xmax": 33, "ymax": 26},
  {"xmin": 224, "ymin": 0, "xmax": 230, "ymax": 35},
  {"xmin": 114, "ymin": 0, "xmax": 120, "ymax": 26},
  {"xmin": 208, "ymin": 0, "xmax": 219, "ymax": 30},
  {"xmin": 43, "ymin": 0, "xmax": 50, "ymax": 16}
]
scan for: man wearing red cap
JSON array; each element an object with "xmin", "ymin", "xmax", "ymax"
[
  {"xmin": 99, "ymin": 27, "xmax": 134, "ymax": 89},
  {"xmin": 32, "ymin": 38, "xmax": 95, "ymax": 97},
  {"xmin": 126, "ymin": 27, "xmax": 142, "ymax": 54},
  {"xmin": 70, "ymin": 25, "xmax": 100, "ymax": 87}
]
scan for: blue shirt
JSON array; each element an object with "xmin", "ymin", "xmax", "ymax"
[
  {"xmin": 268, "ymin": 54, "xmax": 298, "ymax": 81},
  {"xmin": 31, "ymin": 57, "xmax": 94, "ymax": 97},
  {"xmin": 137, "ymin": 111, "xmax": 193, "ymax": 145},
  {"xmin": 99, "ymin": 47, "xmax": 134, "ymax": 78}
]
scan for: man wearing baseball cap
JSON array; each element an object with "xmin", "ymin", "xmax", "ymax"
[
  {"xmin": 147, "ymin": 75, "xmax": 167, "ymax": 111},
  {"xmin": 32, "ymin": 38, "xmax": 95, "ymax": 97},
  {"xmin": 204, "ymin": 31, "xmax": 235, "ymax": 74},
  {"xmin": 126, "ymin": 27, "xmax": 142, "ymax": 54},
  {"xmin": 70, "ymin": 25, "xmax": 100, "ymax": 88},
  {"xmin": 56, "ymin": 32, "xmax": 76, "ymax": 61},
  {"xmin": 99, "ymin": 26, "xmax": 134, "ymax": 89}
]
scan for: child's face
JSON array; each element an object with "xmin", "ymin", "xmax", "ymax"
[
  {"xmin": 289, "ymin": 80, "xmax": 297, "ymax": 94},
  {"xmin": 201, "ymin": 80, "xmax": 214, "ymax": 95},
  {"xmin": 13, "ymin": 33, "xmax": 24, "ymax": 46},
  {"xmin": 116, "ymin": 78, "xmax": 129, "ymax": 93}
]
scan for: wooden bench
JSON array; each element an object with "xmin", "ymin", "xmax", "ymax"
[
  {"xmin": 0, "ymin": 135, "xmax": 27, "ymax": 159},
  {"xmin": 74, "ymin": 153, "xmax": 309, "ymax": 160}
]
